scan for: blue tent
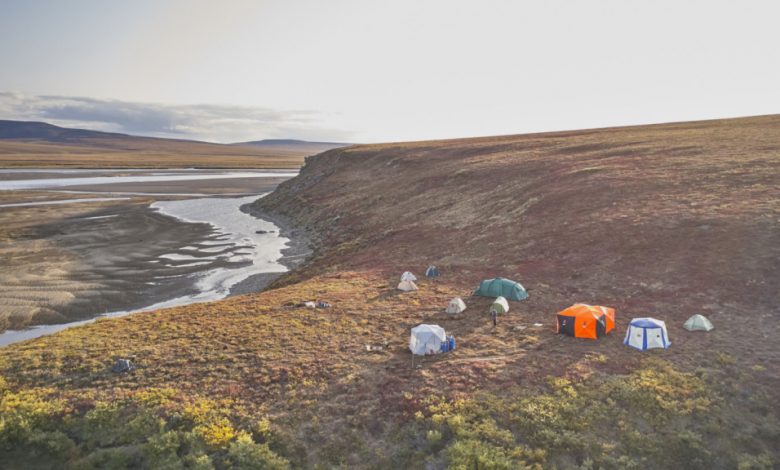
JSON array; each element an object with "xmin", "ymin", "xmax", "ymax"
[
  {"xmin": 425, "ymin": 265, "xmax": 440, "ymax": 278},
  {"xmin": 624, "ymin": 318, "xmax": 670, "ymax": 350},
  {"xmin": 473, "ymin": 277, "xmax": 528, "ymax": 301}
]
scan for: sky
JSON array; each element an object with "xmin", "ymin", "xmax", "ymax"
[{"xmin": 1, "ymin": 0, "xmax": 778, "ymax": 143}]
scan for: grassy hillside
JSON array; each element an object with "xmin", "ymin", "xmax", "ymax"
[{"xmin": 0, "ymin": 116, "xmax": 778, "ymax": 468}]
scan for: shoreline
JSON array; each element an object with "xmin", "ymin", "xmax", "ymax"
[
  {"xmin": 0, "ymin": 171, "xmax": 306, "ymax": 345},
  {"xmin": 0, "ymin": 199, "xmax": 305, "ymax": 346},
  {"xmin": 0, "ymin": 202, "xmax": 217, "ymax": 339},
  {"xmin": 230, "ymin": 202, "xmax": 314, "ymax": 294}
]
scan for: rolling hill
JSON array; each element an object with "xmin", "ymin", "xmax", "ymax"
[
  {"xmin": 0, "ymin": 120, "xmax": 343, "ymax": 168},
  {"xmin": 232, "ymin": 139, "xmax": 349, "ymax": 154},
  {"xmin": 0, "ymin": 115, "xmax": 778, "ymax": 468},
  {"xmin": 0, "ymin": 120, "xmax": 130, "ymax": 141}
]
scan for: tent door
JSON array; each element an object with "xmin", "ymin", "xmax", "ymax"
[
  {"xmin": 595, "ymin": 315, "xmax": 607, "ymax": 338},
  {"xmin": 557, "ymin": 315, "xmax": 575, "ymax": 336}
]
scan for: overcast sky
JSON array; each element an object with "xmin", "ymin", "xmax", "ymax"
[{"xmin": 1, "ymin": 0, "xmax": 778, "ymax": 143}]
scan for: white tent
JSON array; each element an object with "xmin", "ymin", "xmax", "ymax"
[
  {"xmin": 624, "ymin": 318, "xmax": 670, "ymax": 350},
  {"xmin": 683, "ymin": 314, "xmax": 713, "ymax": 331},
  {"xmin": 491, "ymin": 296, "xmax": 509, "ymax": 314},
  {"xmin": 409, "ymin": 324, "xmax": 447, "ymax": 355},
  {"xmin": 397, "ymin": 280, "xmax": 419, "ymax": 292},
  {"xmin": 400, "ymin": 271, "xmax": 417, "ymax": 282},
  {"xmin": 446, "ymin": 297, "xmax": 467, "ymax": 314}
]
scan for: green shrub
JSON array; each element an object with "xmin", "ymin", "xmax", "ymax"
[
  {"xmin": 0, "ymin": 388, "xmax": 289, "ymax": 469},
  {"xmin": 225, "ymin": 432, "xmax": 290, "ymax": 469},
  {"xmin": 736, "ymin": 453, "xmax": 773, "ymax": 470},
  {"xmin": 408, "ymin": 359, "xmax": 775, "ymax": 469},
  {"xmin": 74, "ymin": 446, "xmax": 141, "ymax": 470},
  {"xmin": 447, "ymin": 438, "xmax": 532, "ymax": 470},
  {"xmin": 0, "ymin": 388, "xmax": 65, "ymax": 447}
]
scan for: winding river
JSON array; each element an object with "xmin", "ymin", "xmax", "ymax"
[{"xmin": 0, "ymin": 169, "xmax": 297, "ymax": 347}]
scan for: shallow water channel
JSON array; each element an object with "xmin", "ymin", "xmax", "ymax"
[{"xmin": 0, "ymin": 169, "xmax": 296, "ymax": 346}]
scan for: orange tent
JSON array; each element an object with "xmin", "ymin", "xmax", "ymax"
[{"xmin": 556, "ymin": 304, "xmax": 616, "ymax": 340}]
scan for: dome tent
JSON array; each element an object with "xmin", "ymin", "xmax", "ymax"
[
  {"xmin": 491, "ymin": 296, "xmax": 509, "ymax": 314},
  {"xmin": 556, "ymin": 304, "xmax": 615, "ymax": 340},
  {"xmin": 409, "ymin": 324, "xmax": 447, "ymax": 355},
  {"xmin": 624, "ymin": 318, "xmax": 670, "ymax": 350},
  {"xmin": 474, "ymin": 278, "xmax": 528, "ymax": 301},
  {"xmin": 446, "ymin": 297, "xmax": 466, "ymax": 314},
  {"xmin": 400, "ymin": 271, "xmax": 417, "ymax": 282},
  {"xmin": 425, "ymin": 265, "xmax": 440, "ymax": 278},
  {"xmin": 683, "ymin": 314, "xmax": 713, "ymax": 331},
  {"xmin": 397, "ymin": 280, "xmax": 418, "ymax": 292}
]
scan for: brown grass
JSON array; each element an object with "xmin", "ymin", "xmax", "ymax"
[
  {"xmin": 258, "ymin": 116, "xmax": 780, "ymax": 355},
  {"xmin": 0, "ymin": 138, "xmax": 307, "ymax": 168}
]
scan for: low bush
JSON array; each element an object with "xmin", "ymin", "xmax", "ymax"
[
  {"xmin": 0, "ymin": 386, "xmax": 289, "ymax": 469},
  {"xmin": 410, "ymin": 359, "xmax": 776, "ymax": 469}
]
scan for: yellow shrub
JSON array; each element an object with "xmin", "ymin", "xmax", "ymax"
[
  {"xmin": 184, "ymin": 398, "xmax": 216, "ymax": 425},
  {"xmin": 195, "ymin": 418, "xmax": 237, "ymax": 449},
  {"xmin": 134, "ymin": 387, "xmax": 177, "ymax": 407},
  {"xmin": 256, "ymin": 417, "xmax": 272, "ymax": 438},
  {"xmin": 0, "ymin": 388, "xmax": 64, "ymax": 443}
]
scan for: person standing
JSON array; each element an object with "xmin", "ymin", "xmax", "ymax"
[{"xmin": 490, "ymin": 307, "xmax": 498, "ymax": 328}]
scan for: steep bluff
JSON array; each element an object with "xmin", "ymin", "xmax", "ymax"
[{"xmin": 254, "ymin": 116, "xmax": 779, "ymax": 328}]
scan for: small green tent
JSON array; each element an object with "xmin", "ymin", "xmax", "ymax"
[
  {"xmin": 683, "ymin": 314, "xmax": 713, "ymax": 331},
  {"xmin": 474, "ymin": 277, "xmax": 528, "ymax": 301}
]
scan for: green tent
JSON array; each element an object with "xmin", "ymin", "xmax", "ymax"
[
  {"xmin": 683, "ymin": 314, "xmax": 713, "ymax": 332},
  {"xmin": 474, "ymin": 277, "xmax": 528, "ymax": 301}
]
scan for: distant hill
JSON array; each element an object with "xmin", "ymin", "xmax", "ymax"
[
  {"xmin": 0, "ymin": 120, "xmax": 129, "ymax": 141},
  {"xmin": 0, "ymin": 120, "xmax": 343, "ymax": 168},
  {"xmin": 233, "ymin": 139, "xmax": 350, "ymax": 154}
]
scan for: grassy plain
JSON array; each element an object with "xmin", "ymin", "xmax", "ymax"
[{"xmin": 0, "ymin": 138, "xmax": 306, "ymax": 168}]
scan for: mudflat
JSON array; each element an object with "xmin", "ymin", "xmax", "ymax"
[
  {"xmin": 0, "ymin": 198, "xmax": 212, "ymax": 331},
  {"xmin": 0, "ymin": 173, "xmax": 296, "ymax": 333}
]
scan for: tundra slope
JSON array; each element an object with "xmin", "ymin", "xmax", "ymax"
[
  {"xmin": 264, "ymin": 116, "xmax": 780, "ymax": 363},
  {"xmin": 1, "ymin": 115, "xmax": 778, "ymax": 469},
  {"xmin": 254, "ymin": 114, "xmax": 780, "ymax": 462},
  {"xmin": 257, "ymin": 115, "xmax": 779, "ymax": 334}
]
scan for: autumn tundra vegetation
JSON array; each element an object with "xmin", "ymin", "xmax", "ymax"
[{"xmin": 1, "ymin": 116, "xmax": 778, "ymax": 468}]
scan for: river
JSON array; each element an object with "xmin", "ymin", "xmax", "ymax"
[{"xmin": 0, "ymin": 169, "xmax": 298, "ymax": 347}]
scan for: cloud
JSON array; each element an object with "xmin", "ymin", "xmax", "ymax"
[{"xmin": 0, "ymin": 92, "xmax": 352, "ymax": 143}]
